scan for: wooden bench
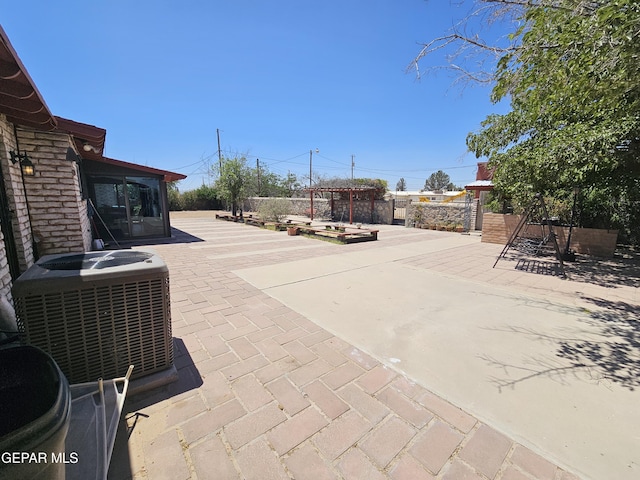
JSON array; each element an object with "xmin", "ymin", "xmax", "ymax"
[
  {"xmin": 297, "ymin": 226, "xmax": 378, "ymax": 243},
  {"xmin": 244, "ymin": 217, "xmax": 265, "ymax": 227}
]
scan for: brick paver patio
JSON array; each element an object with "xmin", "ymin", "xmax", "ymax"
[{"xmin": 106, "ymin": 212, "xmax": 609, "ymax": 480}]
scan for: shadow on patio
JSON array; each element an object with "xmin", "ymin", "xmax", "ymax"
[
  {"xmin": 501, "ymin": 246, "xmax": 640, "ymax": 288},
  {"xmin": 107, "ymin": 337, "xmax": 203, "ymax": 479},
  {"xmin": 480, "ymin": 296, "xmax": 640, "ymax": 393}
]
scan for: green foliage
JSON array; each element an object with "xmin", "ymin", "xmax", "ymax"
[
  {"xmin": 214, "ymin": 157, "xmax": 250, "ymax": 215},
  {"xmin": 465, "ymin": 0, "xmax": 640, "ymax": 243},
  {"xmin": 579, "ymin": 187, "xmax": 640, "ymax": 245},
  {"xmin": 396, "ymin": 178, "xmax": 406, "ymax": 191},
  {"xmin": 245, "ymin": 165, "xmax": 302, "ymax": 197},
  {"xmin": 353, "ymin": 178, "xmax": 388, "ymax": 199},
  {"xmin": 183, "ymin": 185, "xmax": 221, "ymax": 210},
  {"xmin": 423, "ymin": 170, "xmax": 453, "ymax": 192},
  {"xmin": 282, "ymin": 172, "xmax": 303, "ymax": 197},
  {"xmin": 314, "ymin": 177, "xmax": 388, "ymax": 200},
  {"xmin": 167, "ymin": 182, "xmax": 184, "ymax": 211},
  {"xmin": 168, "ymin": 183, "xmax": 222, "ymax": 211},
  {"xmin": 256, "ymin": 198, "xmax": 292, "ymax": 222}
]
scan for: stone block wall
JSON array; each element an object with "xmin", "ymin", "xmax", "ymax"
[
  {"xmin": 17, "ymin": 128, "xmax": 91, "ymax": 256},
  {"xmin": 244, "ymin": 197, "xmax": 331, "ymax": 218},
  {"xmin": 332, "ymin": 200, "xmax": 394, "ymax": 225},
  {"xmin": 406, "ymin": 203, "xmax": 467, "ymax": 228},
  {"xmin": 243, "ymin": 197, "xmax": 394, "ymax": 224},
  {"xmin": 481, "ymin": 213, "xmax": 618, "ymax": 257}
]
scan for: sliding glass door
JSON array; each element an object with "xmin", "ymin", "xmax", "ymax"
[
  {"xmin": 89, "ymin": 175, "xmax": 164, "ymax": 240},
  {"xmin": 126, "ymin": 176, "xmax": 164, "ymax": 237}
]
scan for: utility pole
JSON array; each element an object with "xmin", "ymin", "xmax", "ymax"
[
  {"xmin": 309, "ymin": 149, "xmax": 313, "ymax": 190},
  {"xmin": 309, "ymin": 148, "xmax": 318, "ymax": 190},
  {"xmin": 351, "ymin": 154, "xmax": 355, "ymax": 184},
  {"xmin": 256, "ymin": 158, "xmax": 261, "ymax": 196},
  {"xmin": 217, "ymin": 128, "xmax": 222, "ymax": 171}
]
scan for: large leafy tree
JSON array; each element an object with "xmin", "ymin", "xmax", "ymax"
[
  {"xmin": 214, "ymin": 157, "xmax": 250, "ymax": 216},
  {"xmin": 423, "ymin": 170, "xmax": 453, "ymax": 192},
  {"xmin": 314, "ymin": 177, "xmax": 388, "ymax": 200},
  {"xmin": 414, "ymin": 0, "xmax": 640, "ymax": 242},
  {"xmin": 467, "ymin": 1, "xmax": 640, "ymax": 197},
  {"xmin": 245, "ymin": 164, "xmax": 302, "ymax": 198}
]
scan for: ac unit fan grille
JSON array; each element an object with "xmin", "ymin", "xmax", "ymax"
[{"xmin": 15, "ymin": 277, "xmax": 172, "ymax": 384}]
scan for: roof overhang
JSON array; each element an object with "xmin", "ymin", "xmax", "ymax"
[
  {"xmin": 464, "ymin": 180, "xmax": 494, "ymax": 191},
  {"xmin": 0, "ymin": 25, "xmax": 57, "ymax": 131},
  {"xmin": 93, "ymin": 156, "xmax": 186, "ymax": 182},
  {"xmin": 54, "ymin": 116, "xmax": 106, "ymax": 159}
]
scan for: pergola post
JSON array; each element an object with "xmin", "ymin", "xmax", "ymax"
[
  {"xmin": 370, "ymin": 190, "xmax": 375, "ymax": 223},
  {"xmin": 330, "ymin": 192, "xmax": 334, "ymax": 219},
  {"xmin": 349, "ymin": 189, "xmax": 353, "ymax": 224},
  {"xmin": 305, "ymin": 187, "xmax": 377, "ymax": 225}
]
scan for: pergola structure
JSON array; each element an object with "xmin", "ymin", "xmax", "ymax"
[{"xmin": 306, "ymin": 187, "xmax": 378, "ymax": 224}]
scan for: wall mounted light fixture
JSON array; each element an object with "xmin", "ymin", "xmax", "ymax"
[
  {"xmin": 10, "ymin": 151, "xmax": 35, "ymax": 176},
  {"xmin": 82, "ymin": 143, "xmax": 99, "ymax": 154}
]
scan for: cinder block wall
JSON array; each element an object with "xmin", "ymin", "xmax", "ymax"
[
  {"xmin": 481, "ymin": 213, "xmax": 618, "ymax": 257},
  {"xmin": 17, "ymin": 128, "xmax": 92, "ymax": 256}
]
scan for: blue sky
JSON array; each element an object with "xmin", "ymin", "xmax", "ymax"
[{"xmin": 2, "ymin": 0, "xmax": 510, "ymax": 191}]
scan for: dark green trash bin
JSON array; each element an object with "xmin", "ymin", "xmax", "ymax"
[{"xmin": 0, "ymin": 345, "xmax": 71, "ymax": 480}]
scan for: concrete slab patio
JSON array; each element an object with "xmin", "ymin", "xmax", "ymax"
[{"xmin": 108, "ymin": 211, "xmax": 639, "ymax": 480}]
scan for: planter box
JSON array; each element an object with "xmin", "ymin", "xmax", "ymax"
[{"xmin": 481, "ymin": 213, "xmax": 618, "ymax": 257}]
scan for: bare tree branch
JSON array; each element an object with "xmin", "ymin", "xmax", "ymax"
[{"xmin": 409, "ymin": 0, "xmax": 601, "ymax": 86}]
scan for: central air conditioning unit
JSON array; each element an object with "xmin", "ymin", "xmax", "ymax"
[{"xmin": 12, "ymin": 250, "xmax": 173, "ymax": 384}]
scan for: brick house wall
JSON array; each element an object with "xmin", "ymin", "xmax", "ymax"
[
  {"xmin": 0, "ymin": 115, "xmax": 32, "ymax": 300},
  {"xmin": 16, "ymin": 128, "xmax": 92, "ymax": 256}
]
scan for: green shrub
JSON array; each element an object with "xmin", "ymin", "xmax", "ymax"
[
  {"xmin": 168, "ymin": 187, "xmax": 184, "ymax": 211},
  {"xmin": 257, "ymin": 198, "xmax": 292, "ymax": 222},
  {"xmin": 181, "ymin": 185, "xmax": 222, "ymax": 210}
]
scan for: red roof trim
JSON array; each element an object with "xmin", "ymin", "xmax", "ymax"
[
  {"xmin": 54, "ymin": 116, "xmax": 106, "ymax": 158},
  {"xmin": 97, "ymin": 156, "xmax": 186, "ymax": 182},
  {"xmin": 0, "ymin": 25, "xmax": 56, "ymax": 131},
  {"xmin": 55, "ymin": 117, "xmax": 106, "ymax": 142}
]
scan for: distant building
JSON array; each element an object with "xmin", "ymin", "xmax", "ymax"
[
  {"xmin": 464, "ymin": 162, "xmax": 495, "ymax": 230},
  {"xmin": 386, "ymin": 189, "xmax": 467, "ymax": 204}
]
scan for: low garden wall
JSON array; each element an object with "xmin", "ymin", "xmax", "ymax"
[
  {"xmin": 481, "ymin": 213, "xmax": 619, "ymax": 258},
  {"xmin": 243, "ymin": 197, "xmax": 393, "ymax": 224},
  {"xmin": 406, "ymin": 203, "xmax": 467, "ymax": 229},
  {"xmin": 332, "ymin": 200, "xmax": 393, "ymax": 225}
]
